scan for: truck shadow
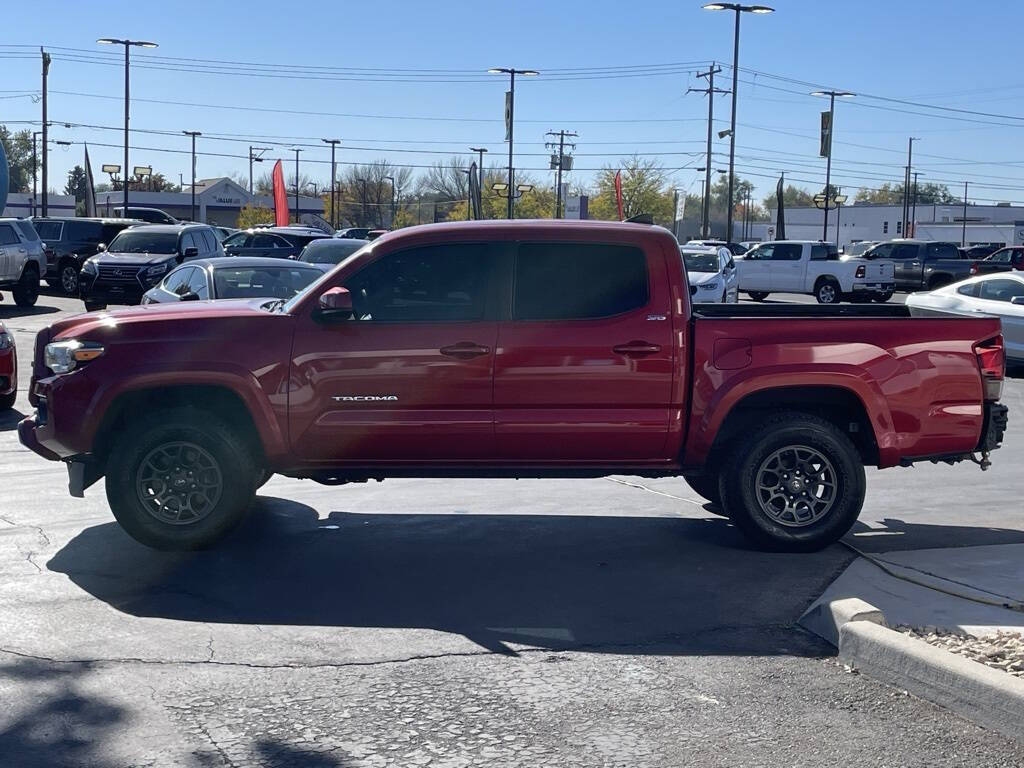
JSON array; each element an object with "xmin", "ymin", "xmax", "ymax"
[{"xmin": 45, "ymin": 497, "xmax": 1024, "ymax": 657}]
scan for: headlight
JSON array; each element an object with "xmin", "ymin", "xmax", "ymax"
[
  {"xmin": 81, "ymin": 258, "xmax": 99, "ymax": 274},
  {"xmin": 0, "ymin": 331, "xmax": 13, "ymax": 350},
  {"xmin": 44, "ymin": 340, "xmax": 105, "ymax": 375},
  {"xmin": 144, "ymin": 261, "xmax": 172, "ymax": 281},
  {"xmin": 697, "ymin": 280, "xmax": 720, "ymax": 290}
]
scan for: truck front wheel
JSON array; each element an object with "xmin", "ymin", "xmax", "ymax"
[
  {"xmin": 719, "ymin": 412, "xmax": 865, "ymax": 551},
  {"xmin": 105, "ymin": 408, "xmax": 260, "ymax": 550}
]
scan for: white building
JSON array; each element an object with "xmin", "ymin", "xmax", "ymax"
[
  {"xmin": 748, "ymin": 201, "xmax": 1024, "ymax": 248},
  {"xmin": 2, "ymin": 193, "xmax": 76, "ymax": 218}
]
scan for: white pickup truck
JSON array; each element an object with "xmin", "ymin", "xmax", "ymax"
[{"xmin": 736, "ymin": 240, "xmax": 895, "ymax": 304}]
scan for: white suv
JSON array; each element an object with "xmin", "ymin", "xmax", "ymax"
[{"xmin": 0, "ymin": 218, "xmax": 45, "ymax": 307}]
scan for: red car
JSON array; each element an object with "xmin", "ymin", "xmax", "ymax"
[
  {"xmin": 986, "ymin": 247, "xmax": 1024, "ymax": 270},
  {"xmin": 0, "ymin": 321, "xmax": 16, "ymax": 410},
  {"xmin": 19, "ymin": 220, "xmax": 1008, "ymax": 552}
]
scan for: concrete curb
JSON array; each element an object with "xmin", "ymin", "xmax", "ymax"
[
  {"xmin": 802, "ymin": 598, "xmax": 1024, "ymax": 742},
  {"xmin": 839, "ymin": 621, "xmax": 1024, "ymax": 741}
]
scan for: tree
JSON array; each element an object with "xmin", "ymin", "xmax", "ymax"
[
  {"xmin": 1, "ymin": 125, "xmax": 37, "ymax": 193},
  {"xmin": 855, "ymin": 181, "xmax": 957, "ymax": 205},
  {"xmin": 762, "ymin": 184, "xmax": 815, "ymax": 211},
  {"xmin": 588, "ymin": 156, "xmax": 674, "ymax": 224},
  {"xmin": 237, "ymin": 203, "xmax": 274, "ymax": 229},
  {"xmin": 64, "ymin": 165, "xmax": 88, "ymax": 200},
  {"xmin": 442, "ymin": 170, "xmax": 554, "ymax": 222},
  {"xmin": 336, "ymin": 160, "xmax": 414, "ymax": 227}
]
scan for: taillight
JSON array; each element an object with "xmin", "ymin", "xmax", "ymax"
[
  {"xmin": 974, "ymin": 335, "xmax": 1005, "ymax": 400},
  {"xmin": 970, "ymin": 264, "xmax": 979, "ymax": 275},
  {"xmin": 855, "ymin": 264, "xmax": 865, "ymax": 278}
]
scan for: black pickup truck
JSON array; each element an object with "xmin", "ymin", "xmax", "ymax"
[{"xmin": 863, "ymin": 239, "xmax": 1012, "ymax": 291}]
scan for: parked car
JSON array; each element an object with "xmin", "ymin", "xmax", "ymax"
[
  {"xmin": 985, "ymin": 246, "xmax": 1024, "ymax": 271},
  {"xmin": 366, "ymin": 229, "xmax": 389, "ymax": 241},
  {"xmin": 79, "ymin": 223, "xmax": 224, "ymax": 311},
  {"xmin": 211, "ymin": 226, "xmax": 237, "ymax": 243},
  {"xmin": 298, "ymin": 238, "xmax": 370, "ymax": 272},
  {"xmin": 0, "ymin": 218, "xmax": 44, "ymax": 307},
  {"xmin": 839, "ymin": 241, "xmax": 877, "ymax": 261},
  {"xmin": 30, "ymin": 217, "xmax": 141, "ymax": 295},
  {"xmin": 335, "ymin": 227, "xmax": 373, "ymax": 240},
  {"xmin": 142, "ymin": 257, "xmax": 322, "ymax": 304},
  {"xmin": 864, "ymin": 239, "xmax": 1011, "ymax": 292},
  {"xmin": 112, "ymin": 207, "xmax": 179, "ymax": 225},
  {"xmin": 0, "ymin": 321, "xmax": 15, "ymax": 410},
  {"xmin": 686, "ymin": 239, "xmax": 747, "ymax": 257},
  {"xmin": 961, "ymin": 243, "xmax": 1003, "ymax": 260},
  {"xmin": 736, "ymin": 240, "xmax": 895, "ymax": 303},
  {"xmin": 906, "ymin": 272, "xmax": 1024, "ymax": 364},
  {"xmin": 223, "ymin": 227, "xmax": 330, "ymax": 259},
  {"xmin": 20, "ymin": 220, "xmax": 1008, "ymax": 553},
  {"xmin": 739, "ymin": 241, "xmax": 760, "ymax": 252},
  {"xmin": 681, "ymin": 245, "xmax": 738, "ymax": 303}
]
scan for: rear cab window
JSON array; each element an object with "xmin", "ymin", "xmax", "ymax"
[{"xmin": 513, "ymin": 243, "xmax": 649, "ymax": 320}]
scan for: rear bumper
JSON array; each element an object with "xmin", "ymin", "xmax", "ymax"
[
  {"xmin": 850, "ymin": 282, "xmax": 895, "ymax": 295},
  {"xmin": 978, "ymin": 401, "xmax": 1009, "ymax": 453}
]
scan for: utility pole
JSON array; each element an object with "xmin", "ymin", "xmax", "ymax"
[
  {"xmin": 545, "ymin": 130, "xmax": 577, "ymax": 218},
  {"xmin": 31, "ymin": 132, "xmax": 39, "ymax": 216},
  {"xmin": 961, "ymin": 181, "xmax": 969, "ymax": 247},
  {"xmin": 322, "ymin": 139, "xmax": 341, "ymax": 228},
  {"xmin": 292, "ymin": 148, "xmax": 302, "ymax": 223},
  {"xmin": 248, "ymin": 146, "xmax": 270, "ymax": 197},
  {"xmin": 901, "ymin": 137, "xmax": 918, "ymax": 236},
  {"xmin": 41, "ymin": 48, "xmax": 51, "ymax": 216},
  {"xmin": 911, "ymin": 171, "xmax": 919, "ymax": 238},
  {"xmin": 183, "ymin": 131, "xmax": 201, "ymax": 222},
  {"xmin": 689, "ymin": 63, "xmax": 726, "ymax": 239}
]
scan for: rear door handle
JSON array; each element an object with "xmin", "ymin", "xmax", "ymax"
[
  {"xmin": 613, "ymin": 341, "xmax": 661, "ymax": 356},
  {"xmin": 440, "ymin": 342, "xmax": 491, "ymax": 359}
]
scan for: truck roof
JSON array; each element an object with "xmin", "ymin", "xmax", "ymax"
[{"xmin": 373, "ymin": 219, "xmax": 674, "ymax": 245}]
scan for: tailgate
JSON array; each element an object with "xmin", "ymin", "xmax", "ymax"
[{"xmin": 860, "ymin": 260, "xmax": 894, "ymax": 281}]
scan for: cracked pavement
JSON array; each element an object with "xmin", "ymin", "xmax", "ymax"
[{"xmin": 2, "ymin": 293, "xmax": 1024, "ymax": 766}]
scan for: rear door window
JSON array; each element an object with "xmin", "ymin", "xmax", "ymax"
[
  {"xmin": 513, "ymin": 243, "xmax": 648, "ymax": 321},
  {"xmin": 927, "ymin": 243, "xmax": 960, "ymax": 260},
  {"xmin": 0, "ymin": 225, "xmax": 19, "ymax": 245},
  {"xmin": 13, "ymin": 220, "xmax": 40, "ymax": 241},
  {"xmin": 163, "ymin": 267, "xmax": 194, "ymax": 296},
  {"xmin": 810, "ymin": 245, "xmax": 829, "ymax": 261},
  {"xmin": 769, "ymin": 244, "xmax": 803, "ymax": 261},
  {"xmin": 34, "ymin": 220, "xmax": 64, "ymax": 241},
  {"xmin": 891, "ymin": 244, "xmax": 919, "ymax": 260},
  {"xmin": 187, "ymin": 267, "xmax": 210, "ymax": 299}
]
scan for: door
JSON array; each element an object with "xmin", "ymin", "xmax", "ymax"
[
  {"xmin": 736, "ymin": 243, "xmax": 772, "ymax": 291},
  {"xmin": 251, "ymin": 233, "xmax": 292, "ymax": 258},
  {"xmin": 768, "ymin": 243, "xmax": 807, "ymax": 292},
  {"xmin": 889, "ymin": 243, "xmax": 922, "ymax": 289},
  {"xmin": 974, "ymin": 278, "xmax": 1024, "ymax": 362},
  {"xmin": 289, "ymin": 242, "xmax": 499, "ymax": 462},
  {"xmin": 0, "ymin": 223, "xmax": 17, "ymax": 280},
  {"xmin": 161, "ymin": 267, "xmax": 195, "ymax": 302},
  {"xmin": 494, "ymin": 240, "xmax": 674, "ymax": 461}
]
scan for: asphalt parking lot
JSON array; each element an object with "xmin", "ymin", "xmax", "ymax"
[{"xmin": 2, "ymin": 291, "xmax": 1023, "ymax": 767}]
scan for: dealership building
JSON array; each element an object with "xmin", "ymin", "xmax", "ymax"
[{"xmin": 749, "ymin": 201, "xmax": 1024, "ymax": 248}]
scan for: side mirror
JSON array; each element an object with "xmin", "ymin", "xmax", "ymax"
[
  {"xmin": 726, "ymin": 260, "xmax": 735, "ymax": 270},
  {"xmin": 689, "ymin": 284, "xmax": 698, "ymax": 297},
  {"xmin": 183, "ymin": 246, "xmax": 200, "ymax": 260},
  {"xmin": 96, "ymin": 243, "xmax": 106, "ymax": 252},
  {"xmin": 180, "ymin": 291, "xmax": 200, "ymax": 302},
  {"xmin": 1011, "ymin": 296, "xmax": 1024, "ymax": 305},
  {"xmin": 318, "ymin": 286, "xmax": 353, "ymax": 319}
]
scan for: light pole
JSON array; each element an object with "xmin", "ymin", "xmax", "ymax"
[
  {"xmin": 702, "ymin": 3, "xmax": 773, "ymax": 241},
  {"xmin": 902, "ymin": 137, "xmax": 919, "ymax": 236},
  {"xmin": 356, "ymin": 177, "xmax": 368, "ymax": 225},
  {"xmin": 961, "ymin": 181, "xmax": 969, "ymax": 247},
  {"xmin": 383, "ymin": 175, "xmax": 396, "ymax": 226},
  {"xmin": 469, "ymin": 146, "xmax": 488, "ymax": 184},
  {"xmin": 696, "ymin": 167, "xmax": 727, "ymax": 238},
  {"xmin": 811, "ymin": 89, "xmax": 854, "ymax": 242},
  {"xmin": 291, "ymin": 148, "xmax": 302, "ymax": 223},
  {"xmin": 249, "ymin": 145, "xmax": 270, "ymax": 197},
  {"xmin": 31, "ymin": 131, "xmax": 41, "ymax": 216},
  {"xmin": 322, "ymin": 139, "xmax": 341, "ymax": 228},
  {"xmin": 487, "ymin": 67, "xmax": 539, "ymax": 219},
  {"xmin": 911, "ymin": 171, "xmax": 920, "ymax": 238},
  {"xmin": 97, "ymin": 38, "xmax": 158, "ymax": 216},
  {"xmin": 183, "ymin": 130, "xmax": 201, "ymax": 221}
]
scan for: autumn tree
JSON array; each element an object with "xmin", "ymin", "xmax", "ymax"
[
  {"xmin": 762, "ymin": 184, "xmax": 815, "ymax": 211},
  {"xmin": 588, "ymin": 157, "xmax": 675, "ymax": 224},
  {"xmin": 236, "ymin": 203, "xmax": 274, "ymax": 229}
]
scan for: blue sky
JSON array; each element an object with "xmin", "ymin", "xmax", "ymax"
[{"xmin": 4, "ymin": 0, "xmax": 1024, "ymax": 205}]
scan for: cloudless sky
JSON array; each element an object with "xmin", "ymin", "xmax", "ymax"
[{"xmin": 5, "ymin": 0, "xmax": 1024, "ymax": 206}]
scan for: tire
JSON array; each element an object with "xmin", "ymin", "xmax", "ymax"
[
  {"xmin": 83, "ymin": 300, "xmax": 107, "ymax": 312},
  {"xmin": 873, "ymin": 291, "xmax": 893, "ymax": 303},
  {"xmin": 105, "ymin": 407, "xmax": 260, "ymax": 550},
  {"xmin": 720, "ymin": 290, "xmax": 728, "ymax": 304},
  {"xmin": 814, "ymin": 278, "xmax": 841, "ymax": 304},
  {"xmin": 0, "ymin": 391, "xmax": 15, "ymax": 410},
  {"xmin": 58, "ymin": 261, "xmax": 80, "ymax": 295},
  {"xmin": 719, "ymin": 411, "xmax": 866, "ymax": 552},
  {"xmin": 12, "ymin": 265, "xmax": 40, "ymax": 308},
  {"xmin": 255, "ymin": 470, "xmax": 273, "ymax": 490},
  {"xmin": 747, "ymin": 291, "xmax": 769, "ymax": 302}
]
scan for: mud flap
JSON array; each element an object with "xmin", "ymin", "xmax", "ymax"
[{"xmin": 68, "ymin": 460, "xmax": 102, "ymax": 498}]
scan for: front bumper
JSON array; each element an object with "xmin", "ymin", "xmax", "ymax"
[
  {"xmin": 18, "ymin": 416, "xmax": 61, "ymax": 461},
  {"xmin": 79, "ymin": 272, "xmax": 147, "ymax": 305}
]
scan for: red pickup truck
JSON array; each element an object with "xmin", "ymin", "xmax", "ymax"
[{"xmin": 19, "ymin": 220, "xmax": 1009, "ymax": 552}]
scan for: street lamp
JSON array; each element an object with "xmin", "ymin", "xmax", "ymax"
[
  {"xmin": 487, "ymin": 67, "xmax": 539, "ymax": 219},
  {"xmin": 183, "ymin": 130, "xmax": 201, "ymax": 221},
  {"xmin": 97, "ymin": 38, "xmax": 158, "ymax": 215},
  {"xmin": 322, "ymin": 139, "xmax": 341, "ymax": 228},
  {"xmin": 701, "ymin": 3, "xmax": 773, "ymax": 241},
  {"xmin": 383, "ymin": 175, "xmax": 396, "ymax": 225},
  {"xmin": 291, "ymin": 148, "xmax": 302, "ymax": 224},
  {"xmin": 248, "ymin": 145, "xmax": 271, "ymax": 197},
  {"xmin": 810, "ymin": 89, "xmax": 854, "ymax": 242}
]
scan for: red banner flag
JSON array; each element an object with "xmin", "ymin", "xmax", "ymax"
[
  {"xmin": 272, "ymin": 159, "xmax": 289, "ymax": 226},
  {"xmin": 614, "ymin": 169, "xmax": 624, "ymax": 221}
]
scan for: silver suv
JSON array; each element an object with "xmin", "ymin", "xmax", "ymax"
[{"xmin": 0, "ymin": 218, "xmax": 45, "ymax": 307}]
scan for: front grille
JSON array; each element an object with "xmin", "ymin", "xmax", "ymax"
[{"xmin": 97, "ymin": 265, "xmax": 144, "ymax": 284}]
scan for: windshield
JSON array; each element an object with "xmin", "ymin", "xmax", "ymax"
[
  {"xmin": 214, "ymin": 266, "xmax": 321, "ymax": 300},
  {"xmin": 108, "ymin": 230, "xmax": 179, "ymax": 254},
  {"xmin": 300, "ymin": 240, "xmax": 369, "ymax": 265},
  {"xmin": 682, "ymin": 252, "xmax": 718, "ymax": 274}
]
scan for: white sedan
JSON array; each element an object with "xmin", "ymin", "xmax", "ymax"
[
  {"xmin": 906, "ymin": 272, "xmax": 1024, "ymax": 363},
  {"xmin": 681, "ymin": 245, "xmax": 739, "ymax": 304}
]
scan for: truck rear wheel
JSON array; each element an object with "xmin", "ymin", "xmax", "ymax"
[
  {"xmin": 747, "ymin": 291, "xmax": 769, "ymax": 302},
  {"xmin": 105, "ymin": 408, "xmax": 259, "ymax": 550},
  {"xmin": 814, "ymin": 278, "xmax": 841, "ymax": 304},
  {"xmin": 12, "ymin": 265, "xmax": 40, "ymax": 308},
  {"xmin": 719, "ymin": 411, "xmax": 865, "ymax": 552}
]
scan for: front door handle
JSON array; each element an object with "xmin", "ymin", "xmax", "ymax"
[
  {"xmin": 440, "ymin": 342, "xmax": 491, "ymax": 359},
  {"xmin": 613, "ymin": 341, "xmax": 661, "ymax": 356}
]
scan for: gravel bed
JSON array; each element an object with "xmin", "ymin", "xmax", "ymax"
[{"xmin": 896, "ymin": 626, "xmax": 1024, "ymax": 678}]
